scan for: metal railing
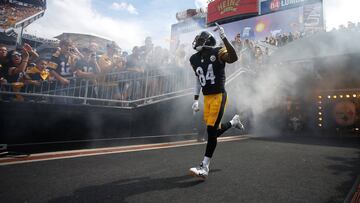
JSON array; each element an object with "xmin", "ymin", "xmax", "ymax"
[
  {"xmin": 0, "ymin": 63, "xmax": 246, "ymax": 108},
  {"xmin": 0, "ymin": 67, "xmax": 194, "ymax": 107}
]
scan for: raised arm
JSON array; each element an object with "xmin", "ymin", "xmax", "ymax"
[{"xmin": 216, "ymin": 23, "xmax": 238, "ymax": 64}]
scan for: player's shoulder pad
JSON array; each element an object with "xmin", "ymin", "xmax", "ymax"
[{"xmin": 189, "ymin": 53, "xmax": 198, "ymax": 64}]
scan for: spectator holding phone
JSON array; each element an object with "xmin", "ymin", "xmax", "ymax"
[{"xmin": 73, "ymin": 47, "xmax": 100, "ymax": 79}]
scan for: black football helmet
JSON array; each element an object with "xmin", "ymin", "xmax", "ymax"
[{"xmin": 192, "ymin": 31, "xmax": 216, "ymax": 51}]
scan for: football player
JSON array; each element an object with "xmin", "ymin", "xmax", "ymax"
[{"xmin": 189, "ymin": 24, "xmax": 244, "ymax": 179}]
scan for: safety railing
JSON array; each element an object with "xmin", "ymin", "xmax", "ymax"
[
  {"xmin": 0, "ymin": 63, "xmax": 246, "ymax": 108},
  {"xmin": 0, "ymin": 67, "xmax": 195, "ymax": 107}
]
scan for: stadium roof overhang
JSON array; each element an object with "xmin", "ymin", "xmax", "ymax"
[
  {"xmin": 54, "ymin": 33, "xmax": 119, "ymax": 53},
  {"xmin": 270, "ymin": 32, "xmax": 360, "ymax": 64},
  {"xmin": 15, "ymin": 11, "xmax": 45, "ymax": 29},
  {"xmin": 54, "ymin": 33, "xmax": 112, "ymax": 43}
]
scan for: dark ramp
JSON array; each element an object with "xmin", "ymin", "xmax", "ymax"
[{"xmin": 0, "ymin": 137, "xmax": 359, "ymax": 203}]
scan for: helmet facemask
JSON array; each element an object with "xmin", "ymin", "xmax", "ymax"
[{"xmin": 192, "ymin": 31, "xmax": 216, "ymax": 52}]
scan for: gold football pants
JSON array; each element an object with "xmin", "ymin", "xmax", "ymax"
[{"xmin": 203, "ymin": 92, "xmax": 227, "ymax": 128}]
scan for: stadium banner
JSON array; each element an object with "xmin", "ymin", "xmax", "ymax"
[
  {"xmin": 172, "ymin": 7, "xmax": 303, "ymax": 54},
  {"xmin": 260, "ymin": 0, "xmax": 322, "ymax": 15},
  {"xmin": 219, "ymin": 7, "xmax": 303, "ymax": 40},
  {"xmin": 303, "ymin": 2, "xmax": 324, "ymax": 33},
  {"xmin": 207, "ymin": 0, "xmax": 258, "ymax": 24}
]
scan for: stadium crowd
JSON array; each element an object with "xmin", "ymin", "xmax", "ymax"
[
  {"xmin": 0, "ymin": 35, "xmax": 191, "ymax": 105},
  {"xmin": 229, "ymin": 33, "xmax": 273, "ymax": 70},
  {"xmin": 0, "ymin": 31, "xmax": 331, "ymax": 104},
  {"xmin": 264, "ymin": 31, "xmax": 303, "ymax": 47},
  {"xmin": 0, "ymin": 1, "xmax": 43, "ymax": 30},
  {"xmin": 1, "ymin": 20, "xmax": 360, "ymax": 105}
]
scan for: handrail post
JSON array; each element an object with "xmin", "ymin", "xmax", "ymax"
[
  {"xmin": 144, "ymin": 70, "xmax": 149, "ymax": 102},
  {"xmin": 83, "ymin": 80, "xmax": 89, "ymax": 104}
]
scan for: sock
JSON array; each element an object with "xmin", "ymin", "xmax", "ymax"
[
  {"xmin": 202, "ymin": 156, "xmax": 211, "ymax": 167},
  {"xmin": 230, "ymin": 119, "xmax": 235, "ymax": 126}
]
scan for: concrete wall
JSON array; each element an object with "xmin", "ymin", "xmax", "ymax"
[{"xmin": 0, "ymin": 95, "xmax": 200, "ymax": 151}]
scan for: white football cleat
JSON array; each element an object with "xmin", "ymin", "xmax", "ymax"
[
  {"xmin": 231, "ymin": 114, "xmax": 244, "ymax": 130},
  {"xmin": 189, "ymin": 163, "xmax": 209, "ymax": 179}
]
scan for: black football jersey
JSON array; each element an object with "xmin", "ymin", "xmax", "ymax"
[
  {"xmin": 51, "ymin": 54, "xmax": 73, "ymax": 78},
  {"xmin": 190, "ymin": 47, "xmax": 226, "ymax": 95}
]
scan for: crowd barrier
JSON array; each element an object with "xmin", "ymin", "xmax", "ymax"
[
  {"xmin": 0, "ymin": 63, "xmax": 245, "ymax": 108},
  {"xmin": 0, "ymin": 67, "xmax": 195, "ymax": 107}
]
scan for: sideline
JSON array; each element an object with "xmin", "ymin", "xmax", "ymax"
[{"xmin": 0, "ymin": 135, "xmax": 249, "ymax": 166}]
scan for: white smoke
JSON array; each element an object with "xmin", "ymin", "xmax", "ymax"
[
  {"xmin": 324, "ymin": 0, "xmax": 360, "ymax": 30},
  {"xmin": 194, "ymin": 0, "xmax": 209, "ymax": 8}
]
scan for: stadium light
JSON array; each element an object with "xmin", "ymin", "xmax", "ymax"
[
  {"xmin": 353, "ymin": 94, "xmax": 357, "ymax": 98},
  {"xmin": 346, "ymin": 95, "xmax": 350, "ymax": 98},
  {"xmin": 340, "ymin": 95, "xmax": 343, "ymax": 98},
  {"xmin": 318, "ymin": 112, "xmax": 322, "ymax": 115},
  {"xmin": 327, "ymin": 95, "xmax": 331, "ymax": 99},
  {"xmin": 333, "ymin": 95, "xmax": 337, "ymax": 99},
  {"xmin": 319, "ymin": 118, "xmax": 322, "ymax": 121},
  {"xmin": 318, "ymin": 96, "xmax": 322, "ymax": 99},
  {"xmin": 318, "ymin": 124, "xmax": 322, "ymax": 127}
]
